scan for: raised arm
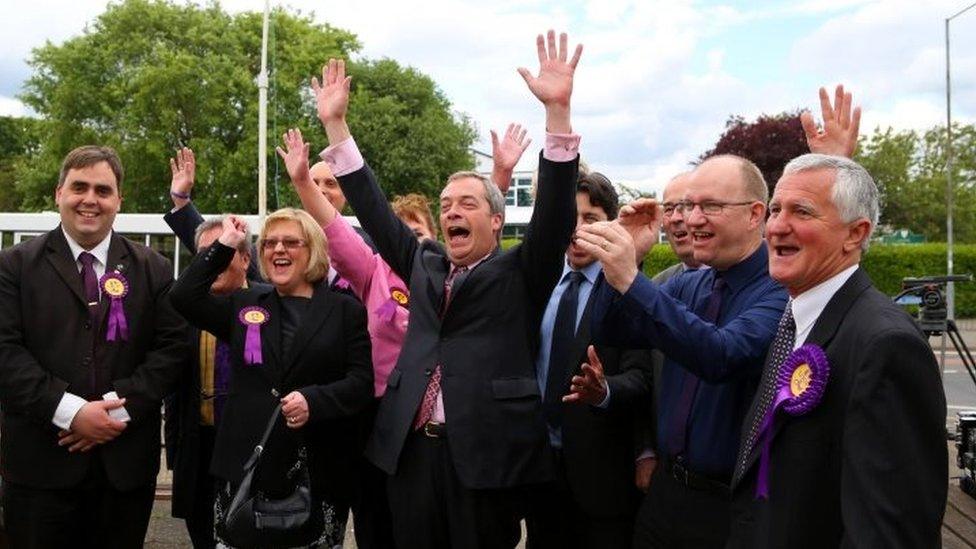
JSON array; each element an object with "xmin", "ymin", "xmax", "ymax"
[
  {"xmin": 313, "ymin": 58, "xmax": 420, "ymax": 281},
  {"xmin": 278, "ymin": 128, "xmax": 339, "ymax": 227},
  {"xmin": 163, "ymin": 147, "xmax": 205, "ymax": 254},
  {"xmin": 491, "ymin": 123, "xmax": 532, "ymax": 194},
  {"xmin": 800, "ymin": 84, "xmax": 861, "ymax": 158}
]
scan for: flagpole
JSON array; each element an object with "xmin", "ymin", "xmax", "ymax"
[{"xmin": 257, "ymin": 0, "xmax": 270, "ymax": 222}]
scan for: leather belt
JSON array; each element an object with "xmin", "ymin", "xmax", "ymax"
[
  {"xmin": 423, "ymin": 421, "xmax": 446, "ymax": 438},
  {"xmin": 664, "ymin": 457, "xmax": 730, "ymax": 495}
]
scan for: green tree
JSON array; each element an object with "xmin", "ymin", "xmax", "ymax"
[
  {"xmin": 15, "ymin": 0, "xmax": 475, "ymax": 213},
  {"xmin": 0, "ymin": 116, "xmax": 39, "ymax": 211}
]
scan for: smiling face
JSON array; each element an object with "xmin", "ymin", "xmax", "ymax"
[
  {"xmin": 310, "ymin": 161, "xmax": 346, "ymax": 212},
  {"xmin": 439, "ymin": 176, "xmax": 501, "ymax": 266},
  {"xmin": 661, "ymin": 174, "xmax": 697, "ymax": 266},
  {"xmin": 55, "ymin": 161, "xmax": 122, "ymax": 248},
  {"xmin": 261, "ymin": 219, "xmax": 313, "ymax": 296},
  {"xmin": 567, "ymin": 191, "xmax": 609, "ymax": 269},
  {"xmin": 684, "ymin": 157, "xmax": 765, "ymax": 270},
  {"xmin": 767, "ymin": 168, "xmax": 867, "ymax": 296},
  {"xmin": 198, "ymin": 226, "xmax": 249, "ymax": 295}
]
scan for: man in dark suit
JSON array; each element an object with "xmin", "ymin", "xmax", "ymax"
[
  {"xmin": 525, "ymin": 171, "xmax": 654, "ymax": 548},
  {"xmin": 727, "ymin": 153, "xmax": 947, "ymax": 548},
  {"xmin": 310, "ymin": 30, "xmax": 583, "ymax": 547},
  {"xmin": 0, "ymin": 145, "xmax": 188, "ymax": 547}
]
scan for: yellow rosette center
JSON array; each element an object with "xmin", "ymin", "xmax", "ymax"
[{"xmin": 790, "ymin": 364, "xmax": 812, "ymax": 397}]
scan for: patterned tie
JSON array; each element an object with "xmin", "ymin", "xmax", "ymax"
[
  {"xmin": 734, "ymin": 302, "xmax": 796, "ymax": 481},
  {"xmin": 543, "ymin": 271, "xmax": 585, "ymax": 428},
  {"xmin": 78, "ymin": 251, "xmax": 100, "ymax": 306},
  {"xmin": 413, "ymin": 265, "xmax": 468, "ymax": 429},
  {"xmin": 667, "ymin": 274, "xmax": 726, "ymax": 456}
]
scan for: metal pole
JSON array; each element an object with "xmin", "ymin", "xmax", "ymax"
[
  {"xmin": 257, "ymin": 0, "xmax": 270, "ymax": 221},
  {"xmin": 946, "ymin": 17, "xmax": 955, "ymax": 320}
]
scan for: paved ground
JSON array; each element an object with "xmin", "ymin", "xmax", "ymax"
[{"xmin": 144, "ymin": 318, "xmax": 976, "ymax": 548}]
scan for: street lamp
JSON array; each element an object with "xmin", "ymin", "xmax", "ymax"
[{"xmin": 945, "ymin": 1, "xmax": 976, "ymax": 319}]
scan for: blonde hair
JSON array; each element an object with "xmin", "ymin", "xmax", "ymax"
[
  {"xmin": 258, "ymin": 208, "xmax": 330, "ymax": 284},
  {"xmin": 392, "ymin": 193, "xmax": 437, "ymax": 238}
]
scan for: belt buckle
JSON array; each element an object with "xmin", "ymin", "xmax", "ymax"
[
  {"xmin": 424, "ymin": 421, "xmax": 444, "ymax": 438},
  {"xmin": 672, "ymin": 461, "xmax": 689, "ymax": 485}
]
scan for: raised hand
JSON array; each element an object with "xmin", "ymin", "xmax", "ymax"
[
  {"xmin": 218, "ymin": 214, "xmax": 248, "ymax": 249},
  {"xmin": 801, "ymin": 85, "xmax": 861, "ymax": 158},
  {"xmin": 575, "ymin": 221, "xmax": 640, "ymax": 294},
  {"xmin": 617, "ymin": 198, "xmax": 662, "ymax": 261},
  {"xmin": 563, "ymin": 345, "xmax": 609, "ymax": 406},
  {"xmin": 312, "ymin": 58, "xmax": 352, "ymax": 127},
  {"xmin": 517, "ymin": 30, "xmax": 582, "ymax": 133},
  {"xmin": 169, "ymin": 147, "xmax": 195, "ymax": 208},
  {"xmin": 276, "ymin": 128, "xmax": 312, "ymax": 185},
  {"xmin": 491, "ymin": 123, "xmax": 532, "ymax": 193}
]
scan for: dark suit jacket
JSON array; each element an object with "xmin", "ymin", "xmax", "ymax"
[
  {"xmin": 170, "ymin": 242, "xmax": 373, "ymax": 502},
  {"xmin": 558, "ymin": 275, "xmax": 654, "ymax": 519},
  {"xmin": 342, "ymin": 153, "xmax": 578, "ymax": 490},
  {"xmin": 0, "ymin": 228, "xmax": 188, "ymax": 491},
  {"xmin": 728, "ymin": 268, "xmax": 947, "ymax": 549}
]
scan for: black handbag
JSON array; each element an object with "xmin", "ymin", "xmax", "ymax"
[{"xmin": 217, "ymin": 404, "xmax": 324, "ymax": 548}]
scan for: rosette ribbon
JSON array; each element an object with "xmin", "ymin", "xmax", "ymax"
[
  {"xmin": 238, "ymin": 306, "xmax": 270, "ymax": 365},
  {"xmin": 755, "ymin": 343, "xmax": 829, "ymax": 499},
  {"xmin": 375, "ymin": 288, "xmax": 409, "ymax": 325},
  {"xmin": 99, "ymin": 272, "xmax": 130, "ymax": 341}
]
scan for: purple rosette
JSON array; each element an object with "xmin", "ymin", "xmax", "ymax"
[
  {"xmin": 238, "ymin": 306, "xmax": 270, "ymax": 365},
  {"xmin": 375, "ymin": 288, "xmax": 409, "ymax": 324},
  {"xmin": 755, "ymin": 343, "xmax": 829, "ymax": 499},
  {"xmin": 99, "ymin": 272, "xmax": 130, "ymax": 341}
]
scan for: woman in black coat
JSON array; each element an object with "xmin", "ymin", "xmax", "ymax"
[{"xmin": 171, "ymin": 209, "xmax": 373, "ymax": 548}]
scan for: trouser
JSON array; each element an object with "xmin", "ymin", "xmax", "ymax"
[{"xmin": 632, "ymin": 462, "xmax": 731, "ymax": 549}]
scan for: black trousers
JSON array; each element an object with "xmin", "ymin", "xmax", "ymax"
[
  {"xmin": 387, "ymin": 430, "xmax": 521, "ymax": 549},
  {"xmin": 349, "ymin": 398, "xmax": 395, "ymax": 549},
  {"xmin": 524, "ymin": 451, "xmax": 635, "ymax": 549},
  {"xmin": 2, "ymin": 456, "xmax": 155, "ymax": 549},
  {"xmin": 184, "ymin": 427, "xmax": 218, "ymax": 549},
  {"xmin": 632, "ymin": 463, "xmax": 730, "ymax": 549}
]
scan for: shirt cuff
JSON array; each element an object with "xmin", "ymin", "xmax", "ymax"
[
  {"xmin": 319, "ymin": 137, "xmax": 365, "ymax": 177},
  {"xmin": 52, "ymin": 392, "xmax": 88, "ymax": 430},
  {"xmin": 595, "ymin": 380, "xmax": 611, "ymax": 409},
  {"xmin": 543, "ymin": 132, "xmax": 581, "ymax": 162},
  {"xmin": 103, "ymin": 391, "xmax": 131, "ymax": 423},
  {"xmin": 636, "ymin": 449, "xmax": 657, "ymax": 462}
]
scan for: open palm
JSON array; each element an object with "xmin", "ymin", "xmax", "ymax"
[
  {"xmin": 275, "ymin": 128, "xmax": 311, "ymax": 183},
  {"xmin": 518, "ymin": 30, "xmax": 582, "ymax": 107},
  {"xmin": 312, "ymin": 58, "xmax": 351, "ymax": 124}
]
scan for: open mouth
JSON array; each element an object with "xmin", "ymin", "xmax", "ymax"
[
  {"xmin": 692, "ymin": 230, "xmax": 714, "ymax": 244},
  {"xmin": 446, "ymin": 226, "xmax": 471, "ymax": 246},
  {"xmin": 773, "ymin": 245, "xmax": 800, "ymax": 257},
  {"xmin": 271, "ymin": 257, "xmax": 293, "ymax": 275},
  {"xmin": 672, "ymin": 229, "xmax": 689, "ymax": 241}
]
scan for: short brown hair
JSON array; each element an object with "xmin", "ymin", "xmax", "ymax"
[
  {"xmin": 392, "ymin": 193, "xmax": 437, "ymax": 238},
  {"xmin": 577, "ymin": 172, "xmax": 619, "ymax": 220},
  {"xmin": 259, "ymin": 208, "xmax": 330, "ymax": 284},
  {"xmin": 58, "ymin": 146, "xmax": 125, "ymax": 191}
]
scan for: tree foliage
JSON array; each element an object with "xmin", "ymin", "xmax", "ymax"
[
  {"xmin": 700, "ymin": 112, "xmax": 810, "ymax": 195},
  {"xmin": 0, "ymin": 116, "xmax": 39, "ymax": 211},
  {"xmin": 12, "ymin": 0, "xmax": 476, "ymax": 214}
]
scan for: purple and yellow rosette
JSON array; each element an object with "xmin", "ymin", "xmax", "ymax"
[
  {"xmin": 99, "ymin": 271, "xmax": 129, "ymax": 341},
  {"xmin": 238, "ymin": 306, "xmax": 270, "ymax": 365},
  {"xmin": 755, "ymin": 343, "xmax": 829, "ymax": 499},
  {"xmin": 375, "ymin": 287, "xmax": 409, "ymax": 324}
]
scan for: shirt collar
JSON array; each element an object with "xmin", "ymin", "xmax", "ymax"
[
  {"xmin": 715, "ymin": 241, "xmax": 768, "ymax": 292},
  {"xmin": 450, "ymin": 250, "xmax": 493, "ymax": 276},
  {"xmin": 61, "ymin": 226, "xmax": 112, "ymax": 267},
  {"xmin": 791, "ymin": 264, "xmax": 859, "ymax": 340},
  {"xmin": 561, "ymin": 257, "xmax": 602, "ymax": 285}
]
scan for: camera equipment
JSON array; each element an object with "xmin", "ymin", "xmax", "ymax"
[{"xmin": 957, "ymin": 411, "xmax": 976, "ymax": 497}]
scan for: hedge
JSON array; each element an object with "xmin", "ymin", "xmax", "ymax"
[{"xmin": 501, "ymin": 239, "xmax": 976, "ymax": 317}]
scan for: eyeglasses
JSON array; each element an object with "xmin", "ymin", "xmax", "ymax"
[
  {"xmin": 260, "ymin": 238, "xmax": 307, "ymax": 250},
  {"xmin": 662, "ymin": 200, "xmax": 755, "ymax": 216}
]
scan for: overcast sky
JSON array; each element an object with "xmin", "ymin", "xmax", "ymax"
[{"xmin": 2, "ymin": 0, "xmax": 974, "ymax": 195}]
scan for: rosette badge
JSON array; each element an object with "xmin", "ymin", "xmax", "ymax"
[
  {"xmin": 755, "ymin": 344, "xmax": 830, "ymax": 499},
  {"xmin": 376, "ymin": 287, "xmax": 409, "ymax": 324},
  {"xmin": 99, "ymin": 271, "xmax": 130, "ymax": 341},
  {"xmin": 238, "ymin": 306, "xmax": 270, "ymax": 365}
]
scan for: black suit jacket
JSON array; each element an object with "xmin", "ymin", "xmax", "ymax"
[
  {"xmin": 170, "ymin": 242, "xmax": 373, "ymax": 502},
  {"xmin": 728, "ymin": 268, "xmax": 947, "ymax": 549},
  {"xmin": 0, "ymin": 228, "xmax": 188, "ymax": 491},
  {"xmin": 342, "ymin": 153, "xmax": 578, "ymax": 490},
  {"xmin": 558, "ymin": 274, "xmax": 654, "ymax": 519}
]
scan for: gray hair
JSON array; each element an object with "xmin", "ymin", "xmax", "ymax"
[
  {"xmin": 194, "ymin": 215, "xmax": 251, "ymax": 256},
  {"xmin": 781, "ymin": 154, "xmax": 879, "ymax": 251},
  {"xmin": 447, "ymin": 171, "xmax": 505, "ymax": 216}
]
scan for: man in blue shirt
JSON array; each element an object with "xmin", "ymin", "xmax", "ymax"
[
  {"xmin": 575, "ymin": 155, "xmax": 788, "ymax": 548},
  {"xmin": 526, "ymin": 172, "xmax": 654, "ymax": 548}
]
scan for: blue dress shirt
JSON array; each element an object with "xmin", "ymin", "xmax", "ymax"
[
  {"xmin": 590, "ymin": 244, "xmax": 787, "ymax": 479},
  {"xmin": 536, "ymin": 259, "xmax": 603, "ymax": 448}
]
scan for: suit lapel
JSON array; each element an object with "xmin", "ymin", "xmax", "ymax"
[
  {"xmin": 734, "ymin": 268, "xmax": 873, "ymax": 487},
  {"xmin": 281, "ymin": 283, "xmax": 336, "ymax": 380},
  {"xmin": 45, "ymin": 229, "xmax": 88, "ymax": 308},
  {"xmin": 258, "ymin": 290, "xmax": 283, "ymax": 377},
  {"xmin": 422, "ymin": 248, "xmax": 448, "ymax": 314}
]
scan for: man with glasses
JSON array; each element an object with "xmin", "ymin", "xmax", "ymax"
[{"xmin": 575, "ymin": 154, "xmax": 788, "ymax": 548}]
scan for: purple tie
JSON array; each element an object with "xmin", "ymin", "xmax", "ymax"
[
  {"xmin": 667, "ymin": 275, "xmax": 726, "ymax": 456},
  {"xmin": 78, "ymin": 252, "xmax": 100, "ymax": 306}
]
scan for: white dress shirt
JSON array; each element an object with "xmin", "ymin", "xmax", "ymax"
[{"xmin": 790, "ymin": 264, "xmax": 859, "ymax": 350}]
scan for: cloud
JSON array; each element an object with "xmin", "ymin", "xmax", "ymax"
[{"xmin": 0, "ymin": 96, "xmax": 28, "ymax": 117}]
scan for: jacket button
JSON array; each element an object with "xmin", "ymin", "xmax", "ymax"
[
  {"xmin": 424, "ymin": 369, "xmax": 432, "ymax": 376},
  {"xmin": 81, "ymin": 357, "xmax": 91, "ymax": 366},
  {"xmin": 271, "ymin": 388, "xmax": 280, "ymax": 397},
  {"xmin": 84, "ymin": 321, "xmax": 91, "ymax": 330}
]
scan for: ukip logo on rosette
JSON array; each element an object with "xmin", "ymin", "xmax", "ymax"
[
  {"xmin": 755, "ymin": 343, "xmax": 830, "ymax": 499},
  {"xmin": 238, "ymin": 306, "xmax": 270, "ymax": 365},
  {"xmin": 376, "ymin": 287, "xmax": 409, "ymax": 324},
  {"xmin": 99, "ymin": 271, "xmax": 129, "ymax": 341}
]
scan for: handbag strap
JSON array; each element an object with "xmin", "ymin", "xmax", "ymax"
[{"xmin": 242, "ymin": 403, "xmax": 283, "ymax": 473}]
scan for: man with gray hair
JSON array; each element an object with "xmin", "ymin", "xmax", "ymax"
[{"xmin": 727, "ymin": 153, "xmax": 947, "ymax": 548}]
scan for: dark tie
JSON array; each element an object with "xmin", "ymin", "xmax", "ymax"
[
  {"xmin": 667, "ymin": 274, "xmax": 726, "ymax": 457},
  {"xmin": 413, "ymin": 265, "xmax": 468, "ymax": 429},
  {"xmin": 78, "ymin": 252, "xmax": 100, "ymax": 306},
  {"xmin": 734, "ymin": 302, "xmax": 796, "ymax": 481},
  {"xmin": 543, "ymin": 271, "xmax": 585, "ymax": 428}
]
